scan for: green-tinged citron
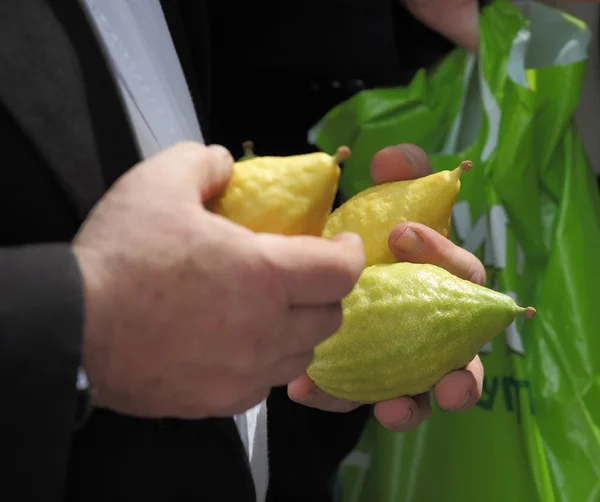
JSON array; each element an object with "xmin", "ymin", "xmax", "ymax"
[
  {"xmin": 306, "ymin": 262, "xmax": 536, "ymax": 403},
  {"xmin": 322, "ymin": 160, "xmax": 472, "ymax": 267}
]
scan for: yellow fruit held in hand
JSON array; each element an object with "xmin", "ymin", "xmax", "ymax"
[
  {"xmin": 322, "ymin": 160, "xmax": 472, "ymax": 267},
  {"xmin": 306, "ymin": 262, "xmax": 536, "ymax": 403},
  {"xmin": 208, "ymin": 143, "xmax": 349, "ymax": 236}
]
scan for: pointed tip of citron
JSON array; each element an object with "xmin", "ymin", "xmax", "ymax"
[
  {"xmin": 332, "ymin": 145, "xmax": 351, "ymax": 164},
  {"xmin": 523, "ymin": 306, "xmax": 537, "ymax": 319},
  {"xmin": 450, "ymin": 160, "xmax": 473, "ymax": 181}
]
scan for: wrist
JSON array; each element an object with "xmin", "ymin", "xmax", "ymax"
[{"xmin": 72, "ymin": 243, "xmax": 111, "ymax": 409}]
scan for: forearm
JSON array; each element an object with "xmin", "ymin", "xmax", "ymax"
[{"xmin": 0, "ymin": 243, "xmax": 85, "ymax": 500}]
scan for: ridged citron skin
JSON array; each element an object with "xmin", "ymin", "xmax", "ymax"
[
  {"xmin": 306, "ymin": 262, "xmax": 535, "ymax": 403},
  {"xmin": 322, "ymin": 161, "xmax": 471, "ymax": 267},
  {"xmin": 208, "ymin": 145, "xmax": 349, "ymax": 237}
]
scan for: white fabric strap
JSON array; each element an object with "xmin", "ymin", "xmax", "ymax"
[
  {"xmin": 79, "ymin": 1, "xmax": 269, "ymax": 500},
  {"xmin": 82, "ymin": 0, "xmax": 203, "ymax": 156}
]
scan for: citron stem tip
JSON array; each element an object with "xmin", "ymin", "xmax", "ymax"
[
  {"xmin": 451, "ymin": 160, "xmax": 472, "ymax": 180},
  {"xmin": 333, "ymin": 146, "xmax": 351, "ymax": 163},
  {"xmin": 524, "ymin": 306, "xmax": 537, "ymax": 319},
  {"xmin": 460, "ymin": 160, "xmax": 472, "ymax": 172},
  {"xmin": 241, "ymin": 140, "xmax": 255, "ymax": 158}
]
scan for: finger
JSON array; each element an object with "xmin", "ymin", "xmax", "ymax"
[
  {"xmin": 374, "ymin": 394, "xmax": 429, "ymax": 431},
  {"xmin": 415, "ymin": 392, "xmax": 432, "ymax": 421},
  {"xmin": 433, "ymin": 356, "xmax": 484, "ymax": 411},
  {"xmin": 287, "ymin": 373, "xmax": 362, "ymax": 412},
  {"xmin": 287, "ymin": 303, "xmax": 344, "ymax": 351},
  {"xmin": 200, "ymin": 144, "xmax": 236, "ymax": 202},
  {"xmin": 271, "ymin": 352, "xmax": 316, "ymax": 386},
  {"xmin": 403, "ymin": 0, "xmax": 480, "ymax": 52},
  {"xmin": 136, "ymin": 141, "xmax": 234, "ymax": 203},
  {"xmin": 259, "ymin": 232, "xmax": 365, "ymax": 306},
  {"xmin": 370, "ymin": 144, "xmax": 432, "ymax": 185},
  {"xmin": 389, "ymin": 222, "xmax": 486, "ymax": 285}
]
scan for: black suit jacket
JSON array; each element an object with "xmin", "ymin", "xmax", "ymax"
[
  {"xmin": 0, "ymin": 1, "xmax": 469, "ymax": 501},
  {"xmin": 0, "ymin": 1, "xmax": 257, "ymax": 501}
]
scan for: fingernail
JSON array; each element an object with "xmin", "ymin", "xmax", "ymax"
[
  {"xmin": 396, "ymin": 408, "xmax": 413, "ymax": 427},
  {"xmin": 450, "ymin": 392, "xmax": 471, "ymax": 412},
  {"xmin": 393, "ymin": 227, "xmax": 421, "ymax": 254}
]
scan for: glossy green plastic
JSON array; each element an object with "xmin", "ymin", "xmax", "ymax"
[{"xmin": 311, "ymin": 1, "xmax": 600, "ymax": 501}]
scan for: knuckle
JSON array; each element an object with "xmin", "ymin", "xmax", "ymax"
[
  {"xmin": 207, "ymin": 144, "xmax": 235, "ymax": 163},
  {"xmin": 330, "ymin": 235, "xmax": 364, "ymax": 295},
  {"xmin": 335, "ymin": 260, "xmax": 362, "ymax": 297},
  {"xmin": 175, "ymin": 140, "xmax": 208, "ymax": 161},
  {"xmin": 476, "ymin": 264, "xmax": 487, "ymax": 285},
  {"xmin": 438, "ymin": 241, "xmax": 485, "ymax": 285},
  {"xmin": 437, "ymin": 249, "xmax": 456, "ymax": 272},
  {"xmin": 465, "ymin": 255, "xmax": 486, "ymax": 285},
  {"xmin": 257, "ymin": 252, "xmax": 289, "ymax": 306},
  {"xmin": 170, "ymin": 142, "xmax": 214, "ymax": 176}
]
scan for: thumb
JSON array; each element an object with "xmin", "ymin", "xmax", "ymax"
[
  {"xmin": 403, "ymin": 0, "xmax": 480, "ymax": 52},
  {"xmin": 136, "ymin": 141, "xmax": 234, "ymax": 204}
]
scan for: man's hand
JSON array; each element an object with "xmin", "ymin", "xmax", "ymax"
[
  {"xmin": 403, "ymin": 0, "xmax": 480, "ymax": 52},
  {"xmin": 288, "ymin": 144, "xmax": 486, "ymax": 432},
  {"xmin": 73, "ymin": 142, "xmax": 365, "ymax": 420},
  {"xmin": 402, "ymin": 0, "xmax": 591, "ymax": 53}
]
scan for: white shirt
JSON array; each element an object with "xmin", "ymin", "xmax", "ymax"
[{"xmin": 79, "ymin": 1, "xmax": 269, "ymax": 500}]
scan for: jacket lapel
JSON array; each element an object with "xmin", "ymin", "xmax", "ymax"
[{"xmin": 0, "ymin": 0, "xmax": 140, "ymax": 221}]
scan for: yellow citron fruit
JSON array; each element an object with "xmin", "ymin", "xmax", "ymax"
[
  {"xmin": 322, "ymin": 160, "xmax": 472, "ymax": 267},
  {"xmin": 306, "ymin": 262, "xmax": 536, "ymax": 403},
  {"xmin": 208, "ymin": 142, "xmax": 349, "ymax": 236}
]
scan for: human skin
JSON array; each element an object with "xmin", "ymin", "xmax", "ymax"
[
  {"xmin": 402, "ymin": 0, "xmax": 597, "ymax": 52},
  {"xmin": 307, "ymin": 0, "xmax": 600, "ymax": 429},
  {"xmin": 288, "ymin": 145, "xmax": 487, "ymax": 431},
  {"xmin": 74, "ymin": 142, "xmax": 366, "ymax": 418},
  {"xmin": 75, "ymin": 141, "xmax": 485, "ymax": 429}
]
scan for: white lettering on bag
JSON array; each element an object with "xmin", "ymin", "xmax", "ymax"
[{"xmin": 452, "ymin": 201, "xmax": 526, "ymax": 355}]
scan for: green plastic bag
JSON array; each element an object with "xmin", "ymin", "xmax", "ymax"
[{"xmin": 310, "ymin": 1, "xmax": 600, "ymax": 501}]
